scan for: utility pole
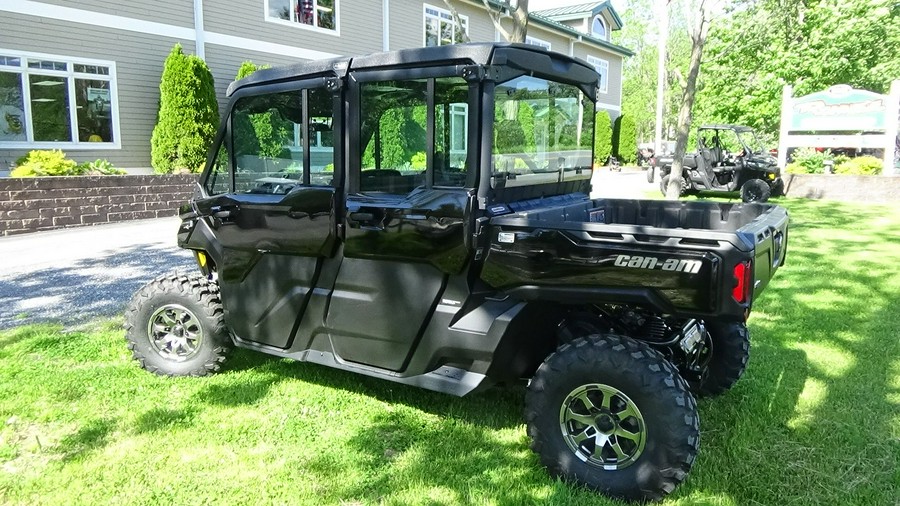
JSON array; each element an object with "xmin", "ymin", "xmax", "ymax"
[{"xmin": 654, "ymin": 0, "xmax": 668, "ymax": 155}]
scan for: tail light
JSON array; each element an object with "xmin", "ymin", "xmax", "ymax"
[
  {"xmin": 732, "ymin": 260, "xmax": 752, "ymax": 304},
  {"xmin": 650, "ymin": 157, "xmax": 656, "ymax": 166}
]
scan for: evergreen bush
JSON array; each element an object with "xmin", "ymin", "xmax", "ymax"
[
  {"xmin": 613, "ymin": 114, "xmax": 637, "ymax": 164},
  {"xmin": 150, "ymin": 44, "xmax": 219, "ymax": 174},
  {"xmin": 594, "ymin": 110, "xmax": 613, "ymax": 166}
]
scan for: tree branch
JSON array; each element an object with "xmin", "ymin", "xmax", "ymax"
[
  {"xmin": 481, "ymin": 0, "xmax": 512, "ymax": 41},
  {"xmin": 443, "ymin": 0, "xmax": 471, "ymax": 43}
]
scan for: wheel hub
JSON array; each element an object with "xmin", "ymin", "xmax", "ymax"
[
  {"xmin": 147, "ymin": 304, "xmax": 203, "ymax": 362},
  {"xmin": 559, "ymin": 383, "xmax": 647, "ymax": 470}
]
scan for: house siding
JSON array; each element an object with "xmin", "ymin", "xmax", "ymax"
[
  {"xmin": 390, "ymin": 0, "xmax": 495, "ymax": 51},
  {"xmin": 573, "ymin": 46, "xmax": 623, "ymax": 108},
  {"xmin": 33, "ymin": 0, "xmax": 195, "ymax": 28},
  {"xmin": 0, "ymin": 11, "xmax": 194, "ymax": 169},
  {"xmin": 203, "ymin": 0, "xmax": 384, "ymax": 57}
]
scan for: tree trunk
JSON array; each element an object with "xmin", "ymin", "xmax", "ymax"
[
  {"xmin": 666, "ymin": 1, "xmax": 709, "ymax": 200},
  {"xmin": 480, "ymin": 0, "xmax": 529, "ymax": 43},
  {"xmin": 509, "ymin": 0, "xmax": 529, "ymax": 43}
]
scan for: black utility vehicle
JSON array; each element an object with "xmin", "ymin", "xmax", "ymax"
[
  {"xmin": 126, "ymin": 44, "xmax": 788, "ymax": 502},
  {"xmin": 655, "ymin": 125, "xmax": 785, "ymax": 202}
]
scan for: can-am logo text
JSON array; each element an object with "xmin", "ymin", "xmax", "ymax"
[{"xmin": 614, "ymin": 255, "xmax": 702, "ymax": 274}]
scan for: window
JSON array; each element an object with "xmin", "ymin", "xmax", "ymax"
[
  {"xmin": 525, "ymin": 36, "xmax": 551, "ymax": 51},
  {"xmin": 223, "ymin": 87, "xmax": 335, "ymax": 195},
  {"xmin": 266, "ymin": 0, "xmax": 338, "ymax": 33},
  {"xmin": 424, "ymin": 4, "xmax": 468, "ymax": 47},
  {"xmin": 359, "ymin": 76, "xmax": 469, "ymax": 194},
  {"xmin": 586, "ymin": 55, "xmax": 609, "ymax": 94},
  {"xmin": 0, "ymin": 49, "xmax": 118, "ymax": 148},
  {"xmin": 591, "ymin": 15, "xmax": 608, "ymax": 40},
  {"xmin": 492, "ymin": 76, "xmax": 594, "ymax": 188}
]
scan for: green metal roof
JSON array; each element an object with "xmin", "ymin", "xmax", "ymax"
[{"xmin": 533, "ymin": 1, "xmax": 624, "ymax": 31}]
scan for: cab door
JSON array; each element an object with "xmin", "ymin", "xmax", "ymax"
[
  {"xmin": 196, "ymin": 83, "xmax": 340, "ymax": 348},
  {"xmin": 324, "ymin": 72, "xmax": 475, "ymax": 372}
]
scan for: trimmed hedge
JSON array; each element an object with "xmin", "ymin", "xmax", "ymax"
[{"xmin": 150, "ymin": 44, "xmax": 219, "ymax": 174}]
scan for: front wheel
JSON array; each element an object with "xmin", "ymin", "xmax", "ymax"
[
  {"xmin": 741, "ymin": 178, "xmax": 771, "ymax": 202},
  {"xmin": 525, "ymin": 335, "xmax": 699, "ymax": 502},
  {"xmin": 125, "ymin": 273, "xmax": 231, "ymax": 376},
  {"xmin": 646, "ymin": 166, "xmax": 655, "ymax": 183}
]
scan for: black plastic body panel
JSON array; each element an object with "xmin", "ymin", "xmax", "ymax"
[{"xmin": 482, "ymin": 198, "xmax": 789, "ymax": 320}]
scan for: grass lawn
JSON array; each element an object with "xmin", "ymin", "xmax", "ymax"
[{"xmin": 1, "ymin": 197, "xmax": 899, "ymax": 505}]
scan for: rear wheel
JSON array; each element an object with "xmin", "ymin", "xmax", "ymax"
[
  {"xmin": 125, "ymin": 273, "xmax": 230, "ymax": 377},
  {"xmin": 660, "ymin": 174, "xmax": 687, "ymax": 197},
  {"xmin": 693, "ymin": 322, "xmax": 750, "ymax": 397},
  {"xmin": 770, "ymin": 177, "xmax": 785, "ymax": 197},
  {"xmin": 526, "ymin": 335, "xmax": 699, "ymax": 502},
  {"xmin": 646, "ymin": 166, "xmax": 655, "ymax": 183},
  {"xmin": 741, "ymin": 178, "xmax": 771, "ymax": 202}
]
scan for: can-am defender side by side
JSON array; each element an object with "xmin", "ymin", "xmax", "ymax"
[
  {"xmin": 126, "ymin": 44, "xmax": 788, "ymax": 502},
  {"xmin": 655, "ymin": 125, "xmax": 785, "ymax": 202}
]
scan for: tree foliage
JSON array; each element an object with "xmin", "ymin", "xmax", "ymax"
[
  {"xmin": 594, "ymin": 110, "xmax": 613, "ymax": 165},
  {"xmin": 695, "ymin": 0, "xmax": 900, "ymax": 140},
  {"xmin": 150, "ymin": 44, "xmax": 219, "ymax": 174}
]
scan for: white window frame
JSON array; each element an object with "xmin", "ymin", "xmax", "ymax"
[
  {"xmin": 0, "ymin": 48, "xmax": 121, "ymax": 150},
  {"xmin": 586, "ymin": 55, "xmax": 609, "ymax": 95},
  {"xmin": 423, "ymin": 4, "xmax": 469, "ymax": 47},
  {"xmin": 525, "ymin": 36, "xmax": 552, "ymax": 51},
  {"xmin": 264, "ymin": 0, "xmax": 340, "ymax": 36},
  {"xmin": 591, "ymin": 15, "xmax": 609, "ymax": 41}
]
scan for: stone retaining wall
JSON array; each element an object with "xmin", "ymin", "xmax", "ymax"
[
  {"xmin": 0, "ymin": 175, "xmax": 197, "ymax": 236},
  {"xmin": 783, "ymin": 173, "xmax": 900, "ymax": 204}
]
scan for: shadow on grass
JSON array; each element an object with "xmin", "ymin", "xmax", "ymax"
[
  {"xmin": 200, "ymin": 350, "xmax": 526, "ymax": 431},
  {"xmin": 55, "ymin": 418, "xmax": 116, "ymax": 462},
  {"xmin": 684, "ymin": 198, "xmax": 900, "ymax": 503}
]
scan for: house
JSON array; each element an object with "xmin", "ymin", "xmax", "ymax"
[{"xmin": 0, "ymin": 0, "xmax": 631, "ymax": 172}]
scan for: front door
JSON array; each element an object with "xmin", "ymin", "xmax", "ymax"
[
  {"xmin": 325, "ymin": 73, "xmax": 474, "ymax": 371},
  {"xmin": 197, "ymin": 84, "xmax": 339, "ymax": 348}
]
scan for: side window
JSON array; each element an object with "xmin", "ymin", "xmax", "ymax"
[
  {"xmin": 359, "ymin": 79, "xmax": 428, "ymax": 194},
  {"xmin": 232, "ymin": 91, "xmax": 303, "ymax": 194},
  {"xmin": 205, "ymin": 143, "xmax": 230, "ymax": 195},
  {"xmin": 492, "ymin": 76, "xmax": 594, "ymax": 187},
  {"xmin": 308, "ymin": 87, "xmax": 335, "ymax": 186},
  {"xmin": 434, "ymin": 78, "xmax": 469, "ymax": 187},
  {"xmin": 358, "ymin": 76, "xmax": 469, "ymax": 194}
]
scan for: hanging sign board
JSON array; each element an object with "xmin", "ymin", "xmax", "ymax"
[{"xmin": 790, "ymin": 85, "xmax": 886, "ymax": 131}]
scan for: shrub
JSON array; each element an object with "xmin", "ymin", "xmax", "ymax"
[
  {"xmin": 594, "ymin": 110, "xmax": 613, "ymax": 166},
  {"xmin": 613, "ymin": 113, "xmax": 637, "ymax": 164},
  {"xmin": 835, "ymin": 156, "xmax": 882, "ymax": 175},
  {"xmin": 11, "ymin": 150, "xmax": 79, "ymax": 177},
  {"xmin": 151, "ymin": 44, "xmax": 219, "ymax": 174},
  {"xmin": 11, "ymin": 151, "xmax": 126, "ymax": 177},
  {"xmin": 77, "ymin": 159, "xmax": 125, "ymax": 175}
]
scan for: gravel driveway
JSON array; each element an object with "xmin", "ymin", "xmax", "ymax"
[{"xmin": 0, "ymin": 218, "xmax": 193, "ymax": 329}]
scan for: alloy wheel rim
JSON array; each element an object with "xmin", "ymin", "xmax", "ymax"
[
  {"xmin": 559, "ymin": 383, "xmax": 647, "ymax": 470},
  {"xmin": 147, "ymin": 304, "xmax": 203, "ymax": 361}
]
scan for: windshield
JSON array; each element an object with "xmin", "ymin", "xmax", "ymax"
[
  {"xmin": 737, "ymin": 130, "xmax": 766, "ymax": 154},
  {"xmin": 492, "ymin": 76, "xmax": 594, "ymax": 188}
]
